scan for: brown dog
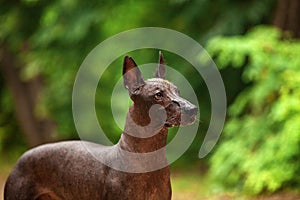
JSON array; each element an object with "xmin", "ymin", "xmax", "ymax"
[{"xmin": 4, "ymin": 52, "xmax": 197, "ymax": 200}]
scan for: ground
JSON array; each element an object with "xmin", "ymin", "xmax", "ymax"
[
  {"xmin": 0, "ymin": 175, "xmax": 5, "ymax": 199},
  {"xmin": 171, "ymin": 169, "xmax": 300, "ymax": 200}
]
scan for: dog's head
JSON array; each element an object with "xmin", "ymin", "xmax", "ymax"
[{"xmin": 123, "ymin": 52, "xmax": 197, "ymax": 128}]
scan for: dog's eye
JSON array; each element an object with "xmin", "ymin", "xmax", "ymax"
[{"xmin": 154, "ymin": 92, "xmax": 163, "ymax": 100}]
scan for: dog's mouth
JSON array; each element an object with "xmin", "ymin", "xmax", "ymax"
[
  {"xmin": 180, "ymin": 113, "xmax": 197, "ymax": 126},
  {"xmin": 164, "ymin": 122, "xmax": 173, "ymax": 127},
  {"xmin": 164, "ymin": 113, "xmax": 197, "ymax": 127}
]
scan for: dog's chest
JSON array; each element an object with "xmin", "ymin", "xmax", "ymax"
[{"xmin": 103, "ymin": 170, "xmax": 171, "ymax": 200}]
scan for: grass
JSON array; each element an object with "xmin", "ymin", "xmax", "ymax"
[
  {"xmin": 171, "ymin": 166, "xmax": 300, "ymax": 200},
  {"xmin": 171, "ymin": 167, "xmax": 240, "ymax": 200},
  {"xmin": 171, "ymin": 168, "xmax": 208, "ymax": 199},
  {"xmin": 0, "ymin": 160, "xmax": 14, "ymax": 200}
]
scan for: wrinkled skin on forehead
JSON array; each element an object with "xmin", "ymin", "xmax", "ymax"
[{"xmin": 143, "ymin": 78, "xmax": 180, "ymax": 99}]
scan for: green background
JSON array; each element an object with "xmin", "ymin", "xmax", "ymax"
[{"xmin": 0, "ymin": 0, "xmax": 299, "ymax": 198}]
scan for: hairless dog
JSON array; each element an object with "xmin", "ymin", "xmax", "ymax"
[{"xmin": 4, "ymin": 52, "xmax": 198, "ymax": 200}]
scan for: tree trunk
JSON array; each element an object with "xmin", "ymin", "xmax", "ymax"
[
  {"xmin": 273, "ymin": 0, "xmax": 300, "ymax": 38},
  {"xmin": 0, "ymin": 45, "xmax": 57, "ymax": 147}
]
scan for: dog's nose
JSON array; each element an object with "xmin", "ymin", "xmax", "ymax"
[{"xmin": 172, "ymin": 100, "xmax": 198, "ymax": 116}]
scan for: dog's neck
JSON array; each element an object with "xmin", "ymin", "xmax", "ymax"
[{"xmin": 119, "ymin": 105, "xmax": 168, "ymax": 153}]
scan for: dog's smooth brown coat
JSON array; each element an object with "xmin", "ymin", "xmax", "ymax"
[{"xmin": 4, "ymin": 52, "xmax": 197, "ymax": 200}]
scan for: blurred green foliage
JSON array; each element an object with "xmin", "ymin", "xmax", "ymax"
[
  {"xmin": 0, "ymin": 0, "xmax": 275, "ymax": 157},
  {"xmin": 208, "ymin": 26, "xmax": 300, "ymax": 194},
  {"xmin": 3, "ymin": 0, "xmax": 298, "ymax": 196}
]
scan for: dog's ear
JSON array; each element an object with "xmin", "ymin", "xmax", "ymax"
[
  {"xmin": 123, "ymin": 55, "xmax": 145, "ymax": 94},
  {"xmin": 154, "ymin": 51, "xmax": 166, "ymax": 79}
]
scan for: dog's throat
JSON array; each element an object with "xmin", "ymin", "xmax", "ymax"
[
  {"xmin": 128, "ymin": 105, "xmax": 152, "ymax": 126},
  {"xmin": 119, "ymin": 129, "xmax": 168, "ymax": 153},
  {"xmin": 119, "ymin": 109, "xmax": 168, "ymax": 153}
]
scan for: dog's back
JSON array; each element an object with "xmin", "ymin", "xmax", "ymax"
[{"xmin": 5, "ymin": 141, "xmax": 108, "ymax": 200}]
